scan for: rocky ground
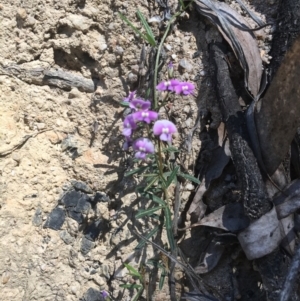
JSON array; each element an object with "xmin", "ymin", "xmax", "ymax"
[{"xmin": 0, "ymin": 0, "xmax": 278, "ymax": 300}]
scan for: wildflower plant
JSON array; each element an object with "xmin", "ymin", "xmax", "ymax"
[{"xmin": 119, "ymin": 0, "xmax": 198, "ymax": 298}]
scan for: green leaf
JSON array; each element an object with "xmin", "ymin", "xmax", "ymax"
[
  {"xmin": 143, "ymin": 173, "xmax": 159, "ymax": 177},
  {"xmin": 118, "ymin": 12, "xmax": 151, "ymax": 44},
  {"xmin": 120, "ymin": 284, "xmax": 142, "ymax": 290},
  {"xmin": 147, "ymin": 259, "xmax": 165, "ymax": 270},
  {"xmin": 165, "ymin": 166, "xmax": 179, "ymax": 188},
  {"xmin": 162, "ymin": 146, "xmax": 179, "ymax": 153},
  {"xmin": 132, "ymin": 287, "xmax": 144, "ymax": 301},
  {"xmin": 142, "ymin": 192, "xmax": 166, "ymax": 206},
  {"xmin": 124, "ymin": 263, "xmax": 141, "ymax": 278},
  {"xmin": 125, "ymin": 166, "xmax": 148, "ymax": 177},
  {"xmin": 159, "ymin": 269, "xmax": 167, "ymax": 290},
  {"xmin": 135, "ymin": 226, "xmax": 159, "ymax": 250},
  {"xmin": 136, "ymin": 10, "xmax": 156, "ymax": 46},
  {"xmin": 120, "ymin": 101, "xmax": 130, "ymax": 107},
  {"xmin": 136, "ymin": 206, "xmax": 164, "ymax": 219},
  {"xmin": 164, "ymin": 207, "xmax": 176, "ymax": 251},
  {"xmin": 144, "ymin": 176, "xmax": 159, "ymax": 191},
  {"xmin": 178, "ymin": 172, "xmax": 200, "ymax": 185}
]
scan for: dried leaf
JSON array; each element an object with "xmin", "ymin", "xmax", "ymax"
[
  {"xmin": 189, "ymin": 203, "xmax": 250, "ymax": 233},
  {"xmin": 273, "ymin": 179, "xmax": 300, "ymax": 219},
  {"xmin": 254, "ymin": 36, "xmax": 300, "ymax": 175},
  {"xmin": 195, "ymin": 238, "xmax": 225, "ymax": 274},
  {"xmin": 188, "ymin": 180, "xmax": 208, "ymax": 218},
  {"xmin": 195, "ymin": 0, "xmax": 262, "ymax": 97},
  {"xmin": 280, "ymin": 215, "xmax": 295, "ymax": 256},
  {"xmin": 237, "ymin": 207, "xmax": 282, "ymax": 260}
]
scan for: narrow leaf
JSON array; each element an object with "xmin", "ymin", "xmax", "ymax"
[
  {"xmin": 178, "ymin": 172, "xmax": 200, "ymax": 184},
  {"xmin": 164, "ymin": 207, "xmax": 176, "ymax": 250},
  {"xmin": 162, "ymin": 146, "xmax": 180, "ymax": 153},
  {"xmin": 142, "ymin": 192, "xmax": 166, "ymax": 206},
  {"xmin": 144, "ymin": 176, "xmax": 159, "ymax": 191},
  {"xmin": 165, "ymin": 166, "xmax": 179, "ymax": 188},
  {"xmin": 120, "ymin": 101, "xmax": 130, "ymax": 107},
  {"xmin": 137, "ymin": 10, "xmax": 156, "ymax": 46},
  {"xmin": 124, "ymin": 263, "xmax": 141, "ymax": 278},
  {"xmin": 119, "ymin": 12, "xmax": 150, "ymax": 44},
  {"xmin": 120, "ymin": 284, "xmax": 142, "ymax": 289},
  {"xmin": 135, "ymin": 226, "xmax": 159, "ymax": 249},
  {"xmin": 136, "ymin": 206, "xmax": 164, "ymax": 219},
  {"xmin": 125, "ymin": 166, "xmax": 148, "ymax": 177},
  {"xmin": 159, "ymin": 269, "xmax": 166, "ymax": 290}
]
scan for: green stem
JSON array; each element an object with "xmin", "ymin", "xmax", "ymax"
[{"xmin": 153, "ymin": 11, "xmax": 183, "ymax": 109}]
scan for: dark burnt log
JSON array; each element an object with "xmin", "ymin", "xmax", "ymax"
[{"xmin": 209, "ymin": 42, "xmax": 271, "ymax": 221}]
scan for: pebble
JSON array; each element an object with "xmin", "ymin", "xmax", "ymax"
[
  {"xmin": 127, "ymin": 72, "xmax": 138, "ymax": 83},
  {"xmin": 114, "ymin": 46, "xmax": 124, "ymax": 55},
  {"xmin": 179, "ymin": 58, "xmax": 193, "ymax": 72},
  {"xmin": 32, "ymin": 207, "xmax": 43, "ymax": 226},
  {"xmin": 83, "ymin": 288, "xmax": 104, "ymax": 301},
  {"xmin": 81, "ymin": 237, "xmax": 95, "ymax": 255},
  {"xmin": 93, "ymin": 192, "xmax": 110, "ymax": 203},
  {"xmin": 59, "ymin": 230, "xmax": 75, "ymax": 245},
  {"xmin": 71, "ymin": 180, "xmax": 93, "ymax": 194},
  {"xmin": 43, "ymin": 207, "xmax": 65, "ymax": 230},
  {"xmin": 16, "ymin": 8, "xmax": 27, "ymax": 20},
  {"xmin": 84, "ymin": 219, "xmax": 107, "ymax": 241}
]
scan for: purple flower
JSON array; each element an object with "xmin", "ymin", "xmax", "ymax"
[
  {"xmin": 123, "ymin": 136, "xmax": 132, "ymax": 151},
  {"xmin": 153, "ymin": 120, "xmax": 177, "ymax": 142},
  {"xmin": 123, "ymin": 90, "xmax": 136, "ymax": 102},
  {"xmin": 174, "ymin": 82, "xmax": 195, "ymax": 95},
  {"xmin": 129, "ymin": 99, "xmax": 151, "ymax": 111},
  {"xmin": 132, "ymin": 110, "xmax": 158, "ymax": 124},
  {"xmin": 156, "ymin": 79, "xmax": 180, "ymax": 92},
  {"xmin": 168, "ymin": 62, "xmax": 174, "ymax": 78},
  {"xmin": 133, "ymin": 138, "xmax": 155, "ymax": 160},
  {"xmin": 101, "ymin": 291, "xmax": 109, "ymax": 298},
  {"xmin": 122, "ymin": 114, "xmax": 137, "ymax": 137}
]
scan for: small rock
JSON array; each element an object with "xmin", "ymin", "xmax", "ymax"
[
  {"xmin": 62, "ymin": 190, "xmax": 82, "ymax": 208},
  {"xmin": 59, "ymin": 230, "xmax": 75, "ymax": 245},
  {"xmin": 44, "ymin": 207, "xmax": 65, "ymax": 230},
  {"xmin": 16, "ymin": 8, "xmax": 27, "ymax": 20},
  {"xmin": 72, "ymin": 180, "xmax": 93, "ymax": 194},
  {"xmin": 93, "ymin": 192, "xmax": 110, "ymax": 203},
  {"xmin": 185, "ymin": 183, "xmax": 194, "ymax": 191},
  {"xmin": 36, "ymin": 122, "xmax": 45, "ymax": 130},
  {"xmin": 127, "ymin": 72, "xmax": 138, "ymax": 83},
  {"xmin": 83, "ymin": 288, "xmax": 105, "ymax": 301},
  {"xmin": 84, "ymin": 219, "xmax": 107, "ymax": 241},
  {"xmin": 114, "ymin": 46, "xmax": 124, "ymax": 55},
  {"xmin": 179, "ymin": 58, "xmax": 193, "ymax": 72},
  {"xmin": 68, "ymin": 210, "xmax": 84, "ymax": 224},
  {"xmin": 81, "ymin": 237, "xmax": 95, "ymax": 255},
  {"xmin": 75, "ymin": 196, "xmax": 91, "ymax": 214},
  {"xmin": 32, "ymin": 207, "xmax": 43, "ymax": 226}
]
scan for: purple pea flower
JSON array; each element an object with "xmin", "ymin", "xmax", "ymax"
[
  {"xmin": 174, "ymin": 82, "xmax": 195, "ymax": 95},
  {"xmin": 123, "ymin": 90, "xmax": 136, "ymax": 102},
  {"xmin": 101, "ymin": 290, "xmax": 109, "ymax": 298},
  {"xmin": 153, "ymin": 120, "xmax": 177, "ymax": 142},
  {"xmin": 123, "ymin": 136, "xmax": 132, "ymax": 151},
  {"xmin": 133, "ymin": 138, "xmax": 155, "ymax": 160},
  {"xmin": 129, "ymin": 99, "xmax": 151, "ymax": 111},
  {"xmin": 132, "ymin": 110, "xmax": 158, "ymax": 124},
  {"xmin": 122, "ymin": 114, "xmax": 137, "ymax": 137},
  {"xmin": 156, "ymin": 79, "xmax": 180, "ymax": 92},
  {"xmin": 168, "ymin": 61, "xmax": 174, "ymax": 78}
]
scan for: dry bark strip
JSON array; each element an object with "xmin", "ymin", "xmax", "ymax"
[
  {"xmin": 0, "ymin": 64, "xmax": 96, "ymax": 92},
  {"xmin": 209, "ymin": 42, "xmax": 271, "ymax": 220},
  {"xmin": 209, "ymin": 42, "xmax": 292, "ymax": 301}
]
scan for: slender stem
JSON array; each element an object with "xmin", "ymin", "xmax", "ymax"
[{"xmin": 153, "ymin": 12, "xmax": 181, "ymax": 109}]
